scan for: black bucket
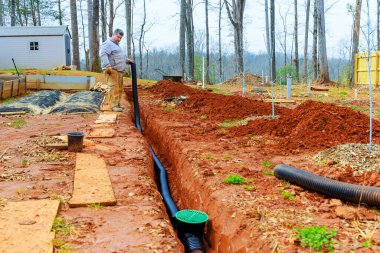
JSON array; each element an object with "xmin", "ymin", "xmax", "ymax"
[
  {"xmin": 175, "ymin": 209, "xmax": 208, "ymax": 238},
  {"xmin": 67, "ymin": 132, "xmax": 85, "ymax": 152}
]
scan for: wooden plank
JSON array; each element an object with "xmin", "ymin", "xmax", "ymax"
[
  {"xmin": 0, "ymin": 111, "xmax": 27, "ymax": 116},
  {"xmin": 311, "ymin": 86, "xmax": 329, "ymax": 91},
  {"xmin": 0, "ymin": 200, "xmax": 60, "ymax": 253},
  {"xmin": 69, "ymin": 153, "xmax": 116, "ymax": 207},
  {"xmin": 88, "ymin": 128, "xmax": 115, "ymax": 138},
  {"xmin": 264, "ymin": 99, "xmax": 296, "ymax": 103},
  {"xmin": 95, "ymin": 113, "xmax": 118, "ymax": 124}
]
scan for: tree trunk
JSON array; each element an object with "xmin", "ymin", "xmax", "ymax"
[
  {"xmin": 10, "ymin": 0, "xmax": 16, "ymax": 26},
  {"xmin": 224, "ymin": 0, "xmax": 246, "ymax": 74},
  {"xmin": 0, "ymin": 0, "xmax": 3, "ymax": 26},
  {"xmin": 31, "ymin": 0, "xmax": 37, "ymax": 26},
  {"xmin": 108, "ymin": 0, "xmax": 114, "ymax": 37},
  {"xmin": 378, "ymin": 0, "xmax": 380, "ymax": 50},
  {"xmin": 312, "ymin": 0, "xmax": 318, "ymax": 80},
  {"xmin": 37, "ymin": 0, "xmax": 41, "ymax": 26},
  {"xmin": 88, "ymin": 0, "xmax": 93, "ymax": 69},
  {"xmin": 58, "ymin": 0, "xmax": 63, "ymax": 25},
  {"xmin": 101, "ymin": 0, "xmax": 107, "ymax": 41},
  {"xmin": 186, "ymin": 0, "xmax": 194, "ymax": 81},
  {"xmin": 349, "ymin": 0, "xmax": 362, "ymax": 86},
  {"xmin": 270, "ymin": 0, "xmax": 276, "ymax": 81},
  {"xmin": 139, "ymin": 0, "xmax": 146, "ymax": 78},
  {"xmin": 294, "ymin": 0, "xmax": 299, "ymax": 82},
  {"xmin": 79, "ymin": 0, "xmax": 89, "ymax": 70},
  {"xmin": 179, "ymin": 0, "xmax": 186, "ymax": 77},
  {"xmin": 126, "ymin": 0, "xmax": 132, "ymax": 59},
  {"xmin": 316, "ymin": 0, "xmax": 329, "ymax": 83},
  {"xmin": 303, "ymin": 0, "xmax": 311, "ymax": 81},
  {"xmin": 265, "ymin": 0, "xmax": 271, "ymax": 79},
  {"xmin": 70, "ymin": 0, "xmax": 81, "ymax": 70},
  {"xmin": 218, "ymin": 0, "xmax": 223, "ymax": 82},
  {"xmin": 22, "ymin": 0, "xmax": 28, "ymax": 26},
  {"xmin": 205, "ymin": 0, "xmax": 210, "ymax": 84},
  {"xmin": 91, "ymin": 0, "xmax": 101, "ymax": 72}
]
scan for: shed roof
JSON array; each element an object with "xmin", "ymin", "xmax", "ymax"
[{"xmin": 0, "ymin": 26, "xmax": 71, "ymax": 38}]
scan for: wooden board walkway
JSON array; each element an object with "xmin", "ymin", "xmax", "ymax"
[
  {"xmin": 0, "ymin": 199, "xmax": 60, "ymax": 253},
  {"xmin": 69, "ymin": 153, "xmax": 116, "ymax": 207},
  {"xmin": 95, "ymin": 113, "xmax": 118, "ymax": 124}
]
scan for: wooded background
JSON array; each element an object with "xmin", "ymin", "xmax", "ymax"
[{"xmin": 0, "ymin": 0, "xmax": 377, "ymax": 85}]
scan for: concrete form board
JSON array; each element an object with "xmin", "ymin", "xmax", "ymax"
[
  {"xmin": 26, "ymin": 75, "xmax": 95, "ymax": 90},
  {"xmin": 0, "ymin": 77, "xmax": 26, "ymax": 100}
]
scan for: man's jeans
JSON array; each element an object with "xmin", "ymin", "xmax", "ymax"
[{"xmin": 104, "ymin": 69, "xmax": 123, "ymax": 108}]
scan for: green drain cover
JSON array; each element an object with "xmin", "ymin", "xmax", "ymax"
[{"xmin": 175, "ymin": 209, "xmax": 209, "ymax": 224}]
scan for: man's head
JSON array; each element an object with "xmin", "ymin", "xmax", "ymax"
[{"xmin": 112, "ymin": 29, "xmax": 124, "ymax": 44}]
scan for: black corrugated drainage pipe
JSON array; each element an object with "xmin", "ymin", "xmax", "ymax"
[
  {"xmin": 275, "ymin": 164, "xmax": 380, "ymax": 206},
  {"xmin": 128, "ymin": 61, "xmax": 206, "ymax": 253}
]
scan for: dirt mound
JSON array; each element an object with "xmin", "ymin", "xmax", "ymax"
[
  {"xmin": 148, "ymin": 80, "xmax": 289, "ymax": 121},
  {"xmin": 229, "ymin": 100, "xmax": 380, "ymax": 152},
  {"xmin": 222, "ymin": 73, "xmax": 264, "ymax": 86}
]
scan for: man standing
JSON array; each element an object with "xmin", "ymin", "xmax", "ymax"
[{"xmin": 100, "ymin": 28, "xmax": 127, "ymax": 112}]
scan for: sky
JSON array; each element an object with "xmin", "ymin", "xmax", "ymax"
[{"xmin": 107, "ymin": 0, "xmax": 379, "ymax": 59}]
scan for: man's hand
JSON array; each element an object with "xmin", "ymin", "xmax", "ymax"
[{"xmin": 105, "ymin": 66, "xmax": 113, "ymax": 74}]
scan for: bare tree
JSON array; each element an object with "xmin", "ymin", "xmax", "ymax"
[
  {"xmin": 0, "ymin": 0, "xmax": 3, "ymax": 26},
  {"xmin": 303, "ymin": 0, "xmax": 311, "ymax": 81},
  {"xmin": 270, "ymin": 0, "xmax": 276, "ymax": 81},
  {"xmin": 139, "ymin": 0, "xmax": 146, "ymax": 78},
  {"xmin": 186, "ymin": 0, "xmax": 195, "ymax": 81},
  {"xmin": 316, "ymin": 0, "xmax": 329, "ymax": 82},
  {"xmin": 88, "ymin": 0, "xmax": 93, "ymax": 69},
  {"xmin": 378, "ymin": 0, "xmax": 380, "ymax": 50},
  {"xmin": 79, "ymin": 0, "xmax": 90, "ymax": 70},
  {"xmin": 294, "ymin": 0, "xmax": 299, "ymax": 81},
  {"xmin": 58, "ymin": 0, "xmax": 63, "ymax": 25},
  {"xmin": 349, "ymin": 0, "xmax": 362, "ymax": 86},
  {"xmin": 224, "ymin": 0, "xmax": 246, "ymax": 73},
  {"xmin": 125, "ymin": 0, "xmax": 132, "ymax": 59},
  {"xmin": 180, "ymin": 0, "xmax": 186, "ymax": 77},
  {"xmin": 312, "ymin": 0, "xmax": 318, "ymax": 79},
  {"xmin": 91, "ymin": 0, "xmax": 101, "ymax": 72},
  {"xmin": 11, "ymin": 0, "xmax": 16, "ymax": 26},
  {"xmin": 70, "ymin": 0, "xmax": 81, "ymax": 69},
  {"xmin": 265, "ymin": 0, "xmax": 270, "ymax": 77},
  {"xmin": 101, "ymin": 0, "xmax": 107, "ymax": 41},
  {"xmin": 205, "ymin": 0, "xmax": 210, "ymax": 83},
  {"xmin": 218, "ymin": 0, "xmax": 223, "ymax": 82},
  {"xmin": 108, "ymin": 0, "xmax": 114, "ymax": 37}
]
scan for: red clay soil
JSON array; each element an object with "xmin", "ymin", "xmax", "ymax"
[
  {"xmin": 148, "ymin": 80, "xmax": 289, "ymax": 121},
  {"xmin": 229, "ymin": 100, "xmax": 380, "ymax": 153},
  {"xmin": 130, "ymin": 80, "xmax": 380, "ymax": 252}
]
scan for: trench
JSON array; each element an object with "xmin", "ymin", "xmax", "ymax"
[{"xmin": 126, "ymin": 65, "xmax": 270, "ymax": 252}]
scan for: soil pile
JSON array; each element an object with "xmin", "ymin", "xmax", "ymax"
[
  {"xmin": 222, "ymin": 73, "xmax": 264, "ymax": 86},
  {"xmin": 148, "ymin": 80, "xmax": 289, "ymax": 121},
  {"xmin": 230, "ymin": 100, "xmax": 380, "ymax": 152}
]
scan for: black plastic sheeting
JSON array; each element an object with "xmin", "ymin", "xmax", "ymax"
[
  {"xmin": 275, "ymin": 164, "xmax": 380, "ymax": 206},
  {"xmin": 50, "ymin": 91, "xmax": 103, "ymax": 114},
  {"xmin": 0, "ymin": 90, "xmax": 103, "ymax": 114},
  {"xmin": 0, "ymin": 90, "xmax": 63, "ymax": 113}
]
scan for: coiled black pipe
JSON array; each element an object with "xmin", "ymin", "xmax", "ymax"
[
  {"xmin": 128, "ymin": 61, "xmax": 205, "ymax": 253},
  {"xmin": 275, "ymin": 164, "xmax": 380, "ymax": 206}
]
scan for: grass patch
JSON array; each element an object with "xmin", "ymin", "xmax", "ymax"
[
  {"xmin": 339, "ymin": 91, "xmax": 348, "ymax": 96},
  {"xmin": 52, "ymin": 217, "xmax": 76, "ymax": 236},
  {"xmin": 87, "ymin": 203, "xmax": 103, "ymax": 209},
  {"xmin": 2, "ymin": 97, "xmax": 17, "ymax": 104},
  {"xmin": 223, "ymin": 174, "xmax": 246, "ymax": 185},
  {"xmin": 200, "ymin": 114, "xmax": 208, "ymax": 119},
  {"xmin": 165, "ymin": 107, "xmax": 179, "ymax": 113},
  {"xmin": 244, "ymin": 185, "xmax": 255, "ymax": 191},
  {"xmin": 6, "ymin": 119, "xmax": 26, "ymax": 129},
  {"xmin": 263, "ymin": 170, "xmax": 274, "ymax": 176},
  {"xmin": 294, "ymin": 225, "xmax": 336, "ymax": 252},
  {"xmin": 261, "ymin": 160, "xmax": 275, "ymax": 169},
  {"xmin": 351, "ymin": 106, "xmax": 369, "ymax": 112}
]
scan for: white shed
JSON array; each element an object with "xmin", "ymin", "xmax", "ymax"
[{"xmin": 0, "ymin": 26, "xmax": 71, "ymax": 70}]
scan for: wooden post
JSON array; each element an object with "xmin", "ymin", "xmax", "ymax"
[
  {"xmin": 0, "ymin": 80, "xmax": 3, "ymax": 100},
  {"xmin": 86, "ymin": 76, "xmax": 91, "ymax": 90},
  {"xmin": 10, "ymin": 80, "xmax": 13, "ymax": 97},
  {"xmin": 17, "ymin": 78, "xmax": 20, "ymax": 96}
]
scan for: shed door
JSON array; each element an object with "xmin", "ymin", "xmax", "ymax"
[{"xmin": 65, "ymin": 34, "xmax": 71, "ymax": 66}]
